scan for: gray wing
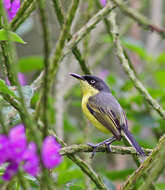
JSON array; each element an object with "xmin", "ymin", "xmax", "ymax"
[{"xmin": 87, "ymin": 92, "xmax": 127, "ymax": 139}]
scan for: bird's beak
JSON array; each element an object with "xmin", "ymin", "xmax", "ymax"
[{"xmin": 70, "ymin": 73, "xmax": 85, "ymax": 80}]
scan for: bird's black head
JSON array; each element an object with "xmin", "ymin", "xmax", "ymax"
[
  {"xmin": 82, "ymin": 75, "xmax": 110, "ymax": 92},
  {"xmin": 70, "ymin": 73, "xmax": 110, "ymax": 92}
]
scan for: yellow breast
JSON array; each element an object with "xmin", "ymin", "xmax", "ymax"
[{"xmin": 81, "ymin": 93, "xmax": 110, "ymax": 134}]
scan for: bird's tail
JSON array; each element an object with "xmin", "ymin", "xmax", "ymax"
[{"xmin": 122, "ymin": 126, "xmax": 145, "ymax": 156}]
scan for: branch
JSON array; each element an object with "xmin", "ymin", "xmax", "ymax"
[
  {"xmin": 59, "ymin": 144, "xmax": 152, "ymax": 156},
  {"xmin": 10, "ymin": 0, "xmax": 35, "ymax": 31},
  {"xmin": 111, "ymin": 0, "xmax": 165, "ymax": 38},
  {"xmin": 139, "ymin": 158, "xmax": 164, "ymax": 190},
  {"xmin": 50, "ymin": 131, "xmax": 109, "ymax": 190},
  {"xmin": 121, "ymin": 134, "xmax": 165, "ymax": 190},
  {"xmin": 108, "ymin": 9, "xmax": 165, "ymax": 120},
  {"xmin": 36, "ymin": 0, "xmax": 50, "ymax": 137},
  {"xmin": 106, "ymin": 9, "xmax": 165, "ymax": 190},
  {"xmin": 1, "ymin": 42, "xmax": 16, "ymax": 85},
  {"xmin": 31, "ymin": 3, "xmax": 115, "ymax": 90},
  {"xmin": 62, "ymin": 3, "xmax": 115, "ymax": 59},
  {"xmin": 49, "ymin": 0, "xmax": 80, "ymax": 88}
]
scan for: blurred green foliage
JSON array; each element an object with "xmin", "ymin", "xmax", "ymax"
[{"xmin": 0, "ymin": 29, "xmax": 25, "ymax": 43}]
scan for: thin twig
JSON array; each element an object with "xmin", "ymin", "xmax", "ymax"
[
  {"xmin": 12, "ymin": 2, "xmax": 35, "ymax": 32},
  {"xmin": 52, "ymin": 0, "xmax": 90, "ymax": 74},
  {"xmin": 49, "ymin": 0, "xmax": 80, "ymax": 82},
  {"xmin": 111, "ymin": 0, "xmax": 165, "ymax": 38},
  {"xmin": 36, "ymin": 0, "xmax": 50, "ymax": 137},
  {"xmin": 10, "ymin": 0, "xmax": 35, "ymax": 31},
  {"xmin": 62, "ymin": 2, "xmax": 115, "ymax": 59},
  {"xmin": 0, "ymin": 42, "xmax": 16, "ymax": 85}
]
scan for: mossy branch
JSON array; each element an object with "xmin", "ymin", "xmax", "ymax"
[
  {"xmin": 59, "ymin": 144, "xmax": 152, "ymax": 156},
  {"xmin": 121, "ymin": 134, "xmax": 165, "ymax": 190}
]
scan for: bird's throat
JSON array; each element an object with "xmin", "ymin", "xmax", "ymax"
[{"xmin": 80, "ymin": 80, "xmax": 99, "ymax": 96}]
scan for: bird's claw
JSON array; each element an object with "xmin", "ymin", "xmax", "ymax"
[
  {"xmin": 87, "ymin": 143, "xmax": 99, "ymax": 159},
  {"xmin": 105, "ymin": 142, "xmax": 112, "ymax": 152}
]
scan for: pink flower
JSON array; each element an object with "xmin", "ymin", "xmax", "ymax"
[
  {"xmin": 23, "ymin": 142, "xmax": 40, "ymax": 176},
  {"xmin": 3, "ymin": 0, "xmax": 20, "ymax": 21},
  {"xmin": 9, "ymin": 124, "xmax": 27, "ymax": 161},
  {"xmin": 17, "ymin": 73, "xmax": 27, "ymax": 86},
  {"xmin": 6, "ymin": 72, "xmax": 27, "ymax": 86},
  {"xmin": 98, "ymin": 69, "xmax": 109, "ymax": 80},
  {"xmin": 0, "ymin": 126, "xmax": 62, "ymax": 181},
  {"xmin": 41, "ymin": 136, "xmax": 62, "ymax": 169},
  {"xmin": 100, "ymin": 0, "xmax": 106, "ymax": 7},
  {"xmin": 2, "ymin": 161, "xmax": 19, "ymax": 181},
  {"xmin": 0, "ymin": 124, "xmax": 40, "ymax": 180},
  {"xmin": 0, "ymin": 135, "xmax": 10, "ymax": 164}
]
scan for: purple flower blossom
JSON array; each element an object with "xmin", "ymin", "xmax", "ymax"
[
  {"xmin": 42, "ymin": 136, "xmax": 61, "ymax": 169},
  {"xmin": 0, "ymin": 125, "xmax": 62, "ymax": 181},
  {"xmin": 23, "ymin": 142, "xmax": 40, "ymax": 176},
  {"xmin": 0, "ymin": 124, "xmax": 40, "ymax": 181},
  {"xmin": 6, "ymin": 72, "xmax": 27, "ymax": 86},
  {"xmin": 17, "ymin": 73, "xmax": 27, "ymax": 86},
  {"xmin": 100, "ymin": 0, "xmax": 106, "ymax": 7},
  {"xmin": 3, "ymin": 0, "xmax": 11, "ymax": 9},
  {"xmin": 9, "ymin": 124, "xmax": 27, "ymax": 161},
  {"xmin": 3, "ymin": 1, "xmax": 27, "ymax": 86},
  {"xmin": 2, "ymin": 161, "xmax": 19, "ymax": 181},
  {"xmin": 0, "ymin": 135, "xmax": 9, "ymax": 164},
  {"xmin": 98, "ymin": 69, "xmax": 109, "ymax": 80},
  {"xmin": 3, "ymin": 0, "xmax": 20, "ymax": 21}
]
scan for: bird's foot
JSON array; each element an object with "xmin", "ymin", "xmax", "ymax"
[
  {"xmin": 105, "ymin": 142, "xmax": 112, "ymax": 152},
  {"xmin": 87, "ymin": 143, "xmax": 100, "ymax": 159},
  {"xmin": 87, "ymin": 137, "xmax": 117, "ymax": 158}
]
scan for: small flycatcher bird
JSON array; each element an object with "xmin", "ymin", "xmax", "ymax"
[{"xmin": 70, "ymin": 73, "xmax": 145, "ymax": 157}]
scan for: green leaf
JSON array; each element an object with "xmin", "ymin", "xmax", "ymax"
[
  {"xmin": 55, "ymin": 159, "xmax": 83, "ymax": 185},
  {"xmin": 0, "ymin": 79, "xmax": 17, "ymax": 99},
  {"xmin": 65, "ymin": 182, "xmax": 85, "ymax": 190},
  {"xmin": 154, "ymin": 70, "xmax": 165, "ymax": 88},
  {"xmin": 156, "ymin": 183, "xmax": 165, "ymax": 190},
  {"xmin": 101, "ymin": 35, "xmax": 153, "ymax": 61},
  {"xmin": 0, "ymin": 29, "xmax": 25, "ymax": 44},
  {"xmin": 155, "ymin": 52, "xmax": 165, "ymax": 64},
  {"xmin": 58, "ymin": 168, "xmax": 83, "ymax": 185},
  {"xmin": 105, "ymin": 169, "xmax": 134, "ymax": 180},
  {"xmin": 134, "ymin": 112, "xmax": 158, "ymax": 128},
  {"xmin": 123, "ymin": 39, "xmax": 152, "ymax": 61},
  {"xmin": 18, "ymin": 56, "xmax": 44, "ymax": 73}
]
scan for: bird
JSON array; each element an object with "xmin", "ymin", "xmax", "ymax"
[{"xmin": 70, "ymin": 73, "xmax": 145, "ymax": 157}]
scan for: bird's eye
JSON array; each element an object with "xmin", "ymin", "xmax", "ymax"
[{"xmin": 90, "ymin": 80, "xmax": 95, "ymax": 84}]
